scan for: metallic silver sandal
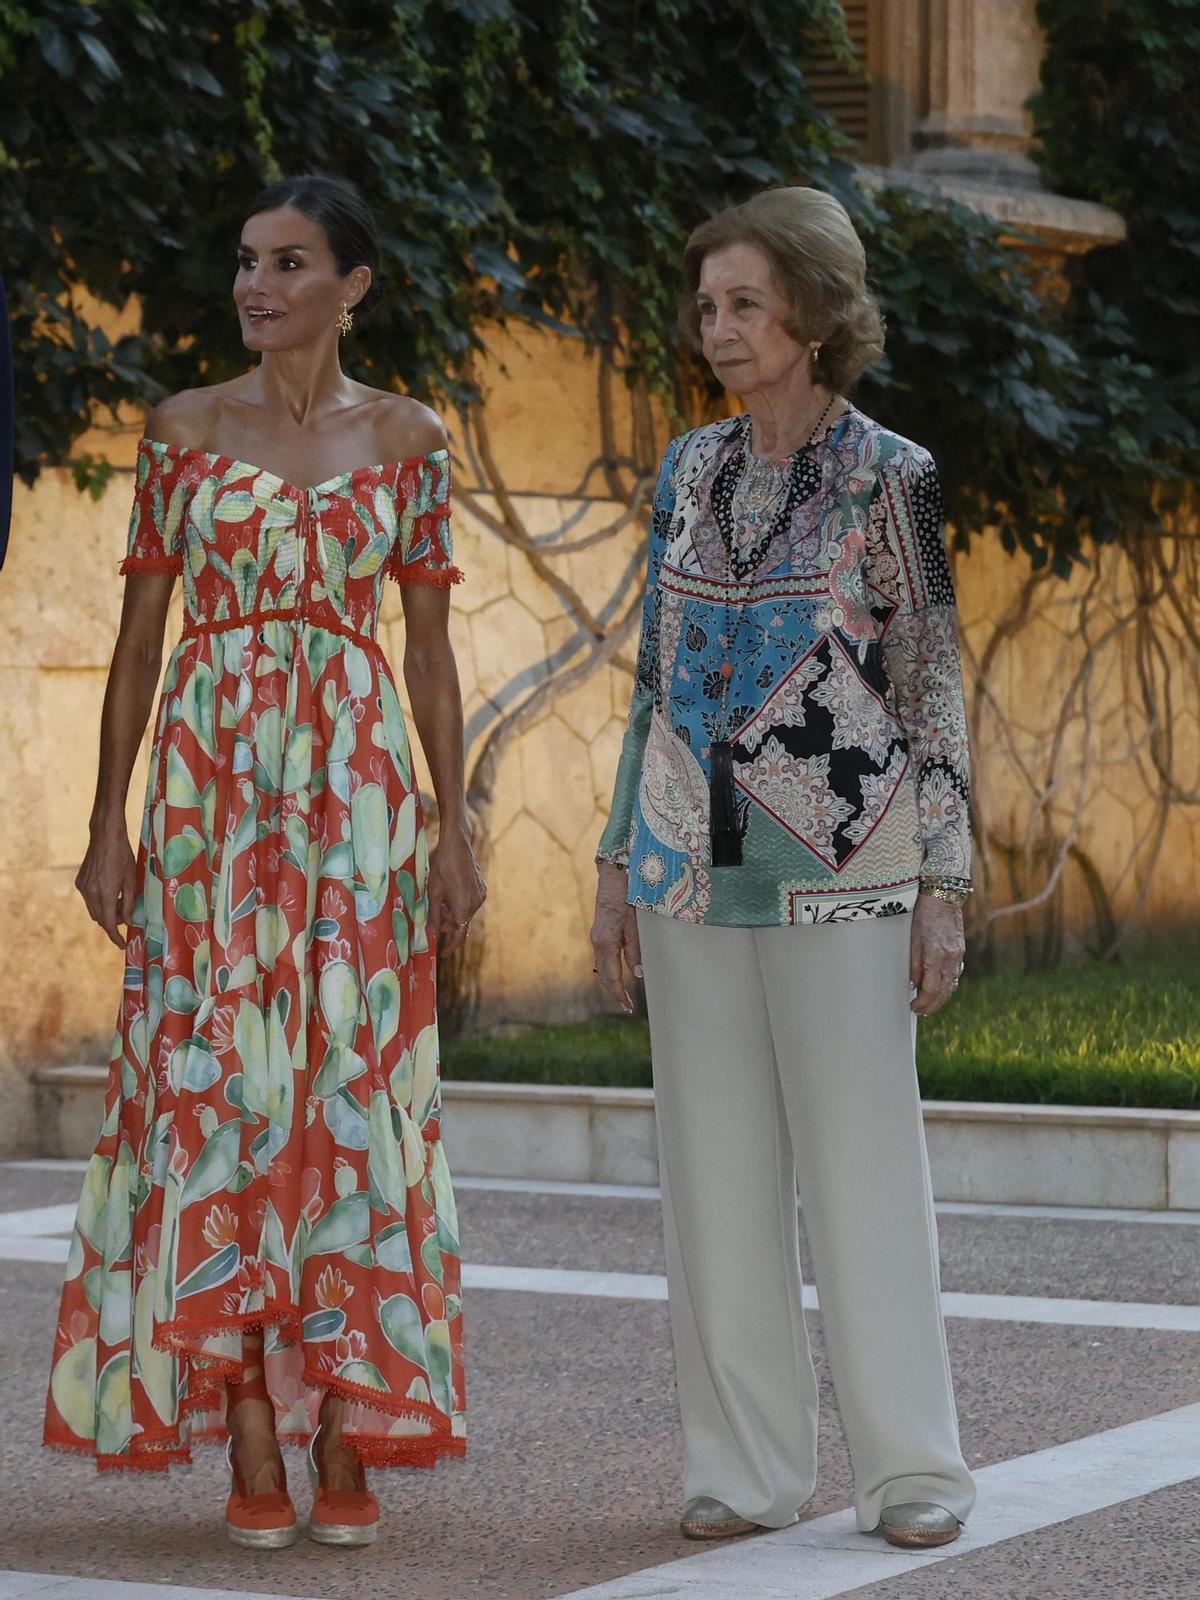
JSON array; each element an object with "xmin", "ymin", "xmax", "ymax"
[
  {"xmin": 878, "ymin": 1501, "xmax": 961, "ymax": 1549},
  {"xmin": 679, "ymin": 1496, "xmax": 759, "ymax": 1540}
]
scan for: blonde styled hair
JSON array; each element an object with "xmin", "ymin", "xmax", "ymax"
[{"xmin": 681, "ymin": 187, "xmax": 885, "ymax": 393}]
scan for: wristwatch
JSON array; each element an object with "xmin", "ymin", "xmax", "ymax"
[{"xmin": 918, "ymin": 875, "xmax": 973, "ymax": 908}]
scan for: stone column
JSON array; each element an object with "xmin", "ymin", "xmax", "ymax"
[
  {"xmin": 910, "ymin": 0, "xmax": 1045, "ymax": 190},
  {"xmin": 876, "ymin": 0, "xmax": 1125, "ymax": 281}
]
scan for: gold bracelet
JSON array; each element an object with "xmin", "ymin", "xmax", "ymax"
[{"xmin": 918, "ymin": 879, "xmax": 973, "ymax": 907}]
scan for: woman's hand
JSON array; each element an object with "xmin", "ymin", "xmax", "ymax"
[
  {"xmin": 590, "ymin": 862, "xmax": 642, "ymax": 1014},
  {"xmin": 909, "ymin": 893, "xmax": 965, "ymax": 1016},
  {"xmin": 427, "ymin": 821, "xmax": 487, "ymax": 956},
  {"xmin": 76, "ymin": 819, "xmax": 138, "ymax": 951}
]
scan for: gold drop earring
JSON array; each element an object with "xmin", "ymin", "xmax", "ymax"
[{"xmin": 336, "ymin": 302, "xmax": 354, "ymax": 337}]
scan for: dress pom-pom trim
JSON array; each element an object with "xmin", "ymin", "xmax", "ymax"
[
  {"xmin": 383, "ymin": 498, "xmax": 459, "ymax": 587},
  {"xmin": 45, "ymin": 1296, "xmax": 466, "ymax": 1474},
  {"xmin": 119, "ymin": 554, "xmax": 183, "ymax": 576},
  {"xmin": 387, "ymin": 564, "xmax": 465, "ymax": 589}
]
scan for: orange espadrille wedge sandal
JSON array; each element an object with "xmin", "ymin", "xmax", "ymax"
[
  {"xmin": 223, "ymin": 1339, "xmax": 298, "ymax": 1550},
  {"xmin": 224, "ymin": 1437, "xmax": 299, "ymax": 1550},
  {"xmin": 307, "ymin": 1424, "xmax": 379, "ymax": 1547}
]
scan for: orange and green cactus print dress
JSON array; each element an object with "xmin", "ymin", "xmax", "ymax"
[{"xmin": 44, "ymin": 438, "xmax": 467, "ymax": 1472}]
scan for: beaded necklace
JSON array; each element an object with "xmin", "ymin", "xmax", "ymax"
[{"xmin": 709, "ymin": 393, "xmax": 837, "ymax": 867}]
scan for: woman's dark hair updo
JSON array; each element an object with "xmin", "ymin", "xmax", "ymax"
[{"xmin": 247, "ymin": 174, "xmax": 390, "ymax": 315}]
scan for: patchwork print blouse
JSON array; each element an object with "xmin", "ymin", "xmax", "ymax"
[{"xmin": 597, "ymin": 407, "xmax": 971, "ymax": 927}]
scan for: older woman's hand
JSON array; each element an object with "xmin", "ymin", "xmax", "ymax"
[
  {"xmin": 590, "ymin": 863, "xmax": 643, "ymax": 1014},
  {"xmin": 909, "ymin": 894, "xmax": 964, "ymax": 1016}
]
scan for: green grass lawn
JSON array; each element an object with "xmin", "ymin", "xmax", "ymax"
[{"xmin": 442, "ymin": 956, "xmax": 1200, "ymax": 1110}]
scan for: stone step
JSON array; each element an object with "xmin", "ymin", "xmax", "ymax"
[{"xmin": 32, "ymin": 1064, "xmax": 1200, "ymax": 1211}]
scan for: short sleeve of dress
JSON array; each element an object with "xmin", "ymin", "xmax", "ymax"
[
  {"xmin": 119, "ymin": 439, "xmax": 185, "ymax": 577},
  {"xmin": 385, "ymin": 451, "xmax": 463, "ymax": 587}
]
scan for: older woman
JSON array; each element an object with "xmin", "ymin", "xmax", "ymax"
[{"xmin": 591, "ymin": 187, "xmax": 975, "ymax": 1549}]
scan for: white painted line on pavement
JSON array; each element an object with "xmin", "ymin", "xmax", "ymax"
[
  {"xmin": 0, "ymin": 1576, "xmax": 63, "ymax": 1598},
  {"xmin": 5, "ymin": 1236, "xmax": 1200, "ymax": 1333},
  {"xmin": 465, "ymin": 1263, "xmax": 668, "ymax": 1300},
  {"xmin": 459, "ymin": 1264, "xmax": 1200, "ymax": 1333},
  {"xmin": 938, "ymin": 1289, "xmax": 1200, "ymax": 1334},
  {"xmin": 0, "ymin": 1237, "xmax": 69, "ymax": 1264},
  {"xmin": 448, "ymin": 1175, "xmax": 1200, "ymax": 1227},
  {"xmin": 6, "ymin": 1403, "xmax": 1200, "ymax": 1600},
  {"xmin": 937, "ymin": 1199, "xmax": 1200, "ymax": 1227},
  {"xmin": 8, "ymin": 1164, "xmax": 1200, "ymax": 1226},
  {"xmin": 0, "ymin": 1576, "xmax": 325, "ymax": 1600},
  {"xmin": 1, "ymin": 1160, "xmax": 87, "ymax": 1174},
  {"xmin": 0, "ymin": 1204, "xmax": 81, "ymax": 1236},
  {"xmin": 456, "ymin": 1175, "xmax": 664, "ymax": 1200},
  {"xmin": 558, "ymin": 1401, "xmax": 1200, "ymax": 1600},
  {"xmin": 452, "ymin": 1175, "xmax": 1200, "ymax": 1227}
]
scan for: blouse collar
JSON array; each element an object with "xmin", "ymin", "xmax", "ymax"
[{"xmin": 735, "ymin": 398, "xmax": 853, "ymax": 466}]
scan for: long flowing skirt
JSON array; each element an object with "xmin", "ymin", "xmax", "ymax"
[{"xmin": 44, "ymin": 620, "xmax": 466, "ymax": 1471}]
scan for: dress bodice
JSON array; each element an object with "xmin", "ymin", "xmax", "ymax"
[{"xmin": 121, "ymin": 439, "xmax": 461, "ymax": 643}]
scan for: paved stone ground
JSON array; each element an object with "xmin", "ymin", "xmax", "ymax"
[{"xmin": 2, "ymin": 1161, "xmax": 1200, "ymax": 1599}]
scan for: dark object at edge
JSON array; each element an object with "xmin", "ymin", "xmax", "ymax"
[
  {"xmin": 0, "ymin": 274, "xmax": 12, "ymax": 571},
  {"xmin": 709, "ymin": 739, "xmax": 744, "ymax": 867}
]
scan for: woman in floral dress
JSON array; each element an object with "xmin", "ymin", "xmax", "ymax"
[{"xmin": 44, "ymin": 175, "xmax": 486, "ymax": 1550}]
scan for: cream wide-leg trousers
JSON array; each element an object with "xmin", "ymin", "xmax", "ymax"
[{"xmin": 637, "ymin": 908, "xmax": 976, "ymax": 1532}]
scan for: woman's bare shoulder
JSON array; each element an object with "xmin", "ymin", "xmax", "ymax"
[
  {"xmin": 143, "ymin": 382, "xmax": 248, "ymax": 450},
  {"xmin": 367, "ymin": 392, "xmax": 448, "ymax": 462}
]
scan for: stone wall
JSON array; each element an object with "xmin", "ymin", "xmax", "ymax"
[
  {"xmin": 955, "ymin": 535, "xmax": 1200, "ymax": 966},
  {"xmin": 2, "ymin": 320, "xmax": 1198, "ymax": 1154},
  {"xmin": 0, "ymin": 325, "xmax": 654, "ymax": 1150}
]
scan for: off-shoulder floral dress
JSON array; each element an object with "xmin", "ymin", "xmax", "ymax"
[{"xmin": 44, "ymin": 439, "xmax": 466, "ymax": 1473}]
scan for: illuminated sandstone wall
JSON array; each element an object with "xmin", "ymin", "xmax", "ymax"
[
  {"xmin": 0, "ymin": 325, "xmax": 650, "ymax": 1149},
  {"xmin": 1, "ymin": 321, "xmax": 1197, "ymax": 1154}
]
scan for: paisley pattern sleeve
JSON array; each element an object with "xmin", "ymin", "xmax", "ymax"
[
  {"xmin": 867, "ymin": 447, "xmax": 972, "ymax": 881},
  {"xmin": 596, "ymin": 437, "xmax": 681, "ymax": 868},
  {"xmin": 119, "ymin": 439, "xmax": 185, "ymax": 576},
  {"xmin": 385, "ymin": 451, "xmax": 463, "ymax": 587}
]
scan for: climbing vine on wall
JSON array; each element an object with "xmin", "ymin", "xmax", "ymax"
[
  {"xmin": 0, "ymin": 0, "xmax": 846, "ymax": 479},
  {"xmin": 3, "ymin": 1, "xmax": 1198, "ymax": 1007},
  {"xmin": 948, "ymin": 0, "xmax": 1200, "ymax": 966},
  {"xmin": 3, "ymin": 0, "xmax": 1193, "ymax": 572},
  {"xmin": 1032, "ymin": 0, "xmax": 1200, "ymax": 462}
]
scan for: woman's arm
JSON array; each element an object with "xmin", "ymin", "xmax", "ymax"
[
  {"xmin": 590, "ymin": 437, "xmax": 682, "ymax": 1010},
  {"xmin": 77, "ymin": 574, "xmax": 175, "ymax": 948},
  {"xmin": 869, "ymin": 447, "xmax": 971, "ymax": 1015},
  {"xmin": 400, "ymin": 584, "xmax": 485, "ymax": 956}
]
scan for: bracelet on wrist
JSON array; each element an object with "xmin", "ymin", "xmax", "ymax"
[{"xmin": 918, "ymin": 875, "xmax": 973, "ymax": 908}]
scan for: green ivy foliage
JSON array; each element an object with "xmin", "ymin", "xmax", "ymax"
[
  {"xmin": 846, "ymin": 2, "xmax": 1198, "ymax": 572},
  {"xmin": 1029, "ymin": 0, "xmax": 1200, "ymax": 523},
  {"xmin": 851, "ymin": 186, "xmax": 1099, "ymax": 571},
  {"xmin": 0, "ymin": 0, "xmax": 845, "ymax": 472},
  {"xmin": 2, "ymin": 0, "xmax": 1196, "ymax": 574}
]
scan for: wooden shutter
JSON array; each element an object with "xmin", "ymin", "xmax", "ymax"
[{"xmin": 805, "ymin": 2, "xmax": 872, "ymax": 156}]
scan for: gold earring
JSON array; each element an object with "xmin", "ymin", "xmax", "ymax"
[{"xmin": 336, "ymin": 302, "xmax": 354, "ymax": 336}]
